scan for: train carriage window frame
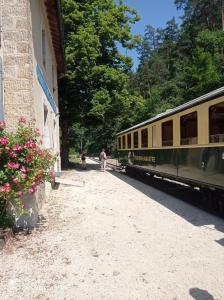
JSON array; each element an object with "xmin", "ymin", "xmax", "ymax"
[
  {"xmin": 127, "ymin": 133, "xmax": 132, "ymax": 149},
  {"xmin": 118, "ymin": 137, "xmax": 121, "ymax": 149},
  {"xmin": 141, "ymin": 128, "xmax": 148, "ymax": 148},
  {"xmin": 134, "ymin": 131, "xmax": 139, "ymax": 148},
  {"xmin": 180, "ymin": 111, "xmax": 198, "ymax": 145},
  {"xmin": 209, "ymin": 101, "xmax": 224, "ymax": 143},
  {"xmin": 122, "ymin": 135, "xmax": 126, "ymax": 149},
  {"xmin": 152, "ymin": 125, "xmax": 156, "ymax": 147},
  {"xmin": 162, "ymin": 120, "xmax": 173, "ymax": 146}
]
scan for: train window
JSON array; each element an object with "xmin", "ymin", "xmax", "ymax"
[
  {"xmin": 162, "ymin": 120, "xmax": 173, "ymax": 146},
  {"xmin": 127, "ymin": 133, "xmax": 132, "ymax": 148},
  {"xmin": 122, "ymin": 135, "xmax": 126, "ymax": 149},
  {"xmin": 141, "ymin": 128, "xmax": 148, "ymax": 148},
  {"xmin": 118, "ymin": 137, "xmax": 121, "ymax": 149},
  {"xmin": 152, "ymin": 125, "xmax": 156, "ymax": 147},
  {"xmin": 209, "ymin": 102, "xmax": 224, "ymax": 143},
  {"xmin": 134, "ymin": 131, "xmax": 138, "ymax": 148},
  {"xmin": 180, "ymin": 111, "xmax": 198, "ymax": 145}
]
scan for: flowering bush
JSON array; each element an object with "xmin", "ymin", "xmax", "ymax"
[{"xmin": 0, "ymin": 118, "xmax": 56, "ymax": 226}]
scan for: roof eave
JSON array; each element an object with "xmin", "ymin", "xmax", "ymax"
[{"xmin": 45, "ymin": 0, "xmax": 65, "ymax": 74}]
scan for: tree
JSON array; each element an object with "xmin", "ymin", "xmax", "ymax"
[
  {"xmin": 130, "ymin": 0, "xmax": 224, "ymax": 125},
  {"xmin": 59, "ymin": 0, "xmax": 142, "ymax": 166},
  {"xmin": 137, "ymin": 25, "xmax": 159, "ymax": 63},
  {"xmin": 159, "ymin": 18, "xmax": 179, "ymax": 73},
  {"xmin": 175, "ymin": 0, "xmax": 221, "ymax": 31}
]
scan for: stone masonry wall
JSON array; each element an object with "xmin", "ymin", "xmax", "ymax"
[
  {"xmin": 2, "ymin": 0, "xmax": 35, "ymax": 130},
  {"xmin": 1, "ymin": 0, "xmax": 46, "ymax": 228}
]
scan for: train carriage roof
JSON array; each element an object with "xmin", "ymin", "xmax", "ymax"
[{"xmin": 117, "ymin": 86, "xmax": 224, "ymax": 136}]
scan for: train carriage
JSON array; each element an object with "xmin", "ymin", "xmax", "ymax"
[{"xmin": 117, "ymin": 87, "xmax": 224, "ymax": 207}]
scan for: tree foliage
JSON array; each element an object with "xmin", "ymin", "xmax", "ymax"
[
  {"xmin": 132, "ymin": 0, "xmax": 224, "ymax": 120},
  {"xmin": 60, "ymin": 0, "xmax": 224, "ymax": 160},
  {"xmin": 59, "ymin": 0, "xmax": 143, "ymax": 163}
]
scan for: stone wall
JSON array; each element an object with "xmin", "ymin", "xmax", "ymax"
[
  {"xmin": 0, "ymin": 0, "xmax": 61, "ymax": 228},
  {"xmin": 2, "ymin": 0, "xmax": 35, "ymax": 130},
  {"xmin": 1, "ymin": 0, "xmax": 46, "ymax": 228}
]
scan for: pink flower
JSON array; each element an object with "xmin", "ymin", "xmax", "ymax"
[
  {"xmin": 0, "ymin": 121, "xmax": 6, "ymax": 130},
  {"xmin": 12, "ymin": 144, "xmax": 23, "ymax": 151},
  {"xmin": 25, "ymin": 140, "xmax": 36, "ymax": 149},
  {"xmin": 0, "ymin": 137, "xmax": 9, "ymax": 146},
  {"xmin": 19, "ymin": 116, "xmax": 26, "ymax": 124},
  {"xmin": 38, "ymin": 149, "xmax": 43, "ymax": 155},
  {"xmin": 0, "ymin": 183, "xmax": 10, "ymax": 193},
  {"xmin": 28, "ymin": 188, "xmax": 35, "ymax": 194},
  {"xmin": 24, "ymin": 156, "xmax": 33, "ymax": 163},
  {"xmin": 7, "ymin": 162, "xmax": 20, "ymax": 169},
  {"xmin": 13, "ymin": 178, "xmax": 19, "ymax": 184},
  {"xmin": 20, "ymin": 166, "xmax": 28, "ymax": 174},
  {"xmin": 18, "ymin": 191, "xmax": 23, "ymax": 198},
  {"xmin": 9, "ymin": 152, "xmax": 18, "ymax": 158},
  {"xmin": 21, "ymin": 173, "xmax": 27, "ymax": 179}
]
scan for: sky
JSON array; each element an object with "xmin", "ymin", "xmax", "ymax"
[{"xmin": 119, "ymin": 0, "xmax": 183, "ymax": 69}]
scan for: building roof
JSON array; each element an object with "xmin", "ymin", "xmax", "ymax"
[
  {"xmin": 45, "ymin": 0, "xmax": 65, "ymax": 73},
  {"xmin": 117, "ymin": 86, "xmax": 224, "ymax": 136}
]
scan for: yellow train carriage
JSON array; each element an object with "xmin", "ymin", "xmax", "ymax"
[{"xmin": 117, "ymin": 87, "xmax": 224, "ymax": 198}]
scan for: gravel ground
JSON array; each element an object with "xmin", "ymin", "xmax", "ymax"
[{"xmin": 0, "ymin": 159, "xmax": 224, "ymax": 300}]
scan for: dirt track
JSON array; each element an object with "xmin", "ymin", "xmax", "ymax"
[{"xmin": 0, "ymin": 159, "xmax": 224, "ymax": 300}]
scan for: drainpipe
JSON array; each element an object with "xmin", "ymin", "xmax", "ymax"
[{"xmin": 0, "ymin": 56, "xmax": 3, "ymax": 121}]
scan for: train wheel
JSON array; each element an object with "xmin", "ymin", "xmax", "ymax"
[
  {"xmin": 126, "ymin": 166, "xmax": 137, "ymax": 179},
  {"xmin": 215, "ymin": 192, "xmax": 224, "ymax": 217},
  {"xmin": 200, "ymin": 189, "xmax": 214, "ymax": 211}
]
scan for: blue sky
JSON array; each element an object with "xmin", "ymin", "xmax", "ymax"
[{"xmin": 119, "ymin": 0, "xmax": 183, "ymax": 69}]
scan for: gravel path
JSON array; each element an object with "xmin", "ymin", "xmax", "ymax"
[{"xmin": 0, "ymin": 159, "xmax": 224, "ymax": 300}]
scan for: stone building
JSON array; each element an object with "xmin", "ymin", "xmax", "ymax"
[{"xmin": 0, "ymin": 0, "xmax": 65, "ymax": 226}]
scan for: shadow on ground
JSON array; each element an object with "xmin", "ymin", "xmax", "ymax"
[
  {"xmin": 189, "ymin": 288, "xmax": 215, "ymax": 300},
  {"xmin": 108, "ymin": 169, "xmax": 224, "ymax": 234},
  {"xmin": 61, "ymin": 159, "xmax": 224, "ymax": 235}
]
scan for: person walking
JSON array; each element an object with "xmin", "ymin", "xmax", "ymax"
[
  {"xmin": 80, "ymin": 151, "xmax": 86, "ymax": 169},
  {"xmin": 99, "ymin": 149, "xmax": 107, "ymax": 171}
]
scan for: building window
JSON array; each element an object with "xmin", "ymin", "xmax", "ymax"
[
  {"xmin": 127, "ymin": 133, "xmax": 131, "ymax": 149},
  {"xmin": 42, "ymin": 29, "xmax": 46, "ymax": 69},
  {"xmin": 152, "ymin": 125, "xmax": 156, "ymax": 147},
  {"xmin": 162, "ymin": 120, "xmax": 173, "ymax": 146},
  {"xmin": 209, "ymin": 101, "xmax": 224, "ymax": 143},
  {"xmin": 180, "ymin": 111, "xmax": 198, "ymax": 145},
  {"xmin": 134, "ymin": 131, "xmax": 138, "ymax": 148},
  {"xmin": 141, "ymin": 128, "xmax": 148, "ymax": 148},
  {"xmin": 118, "ymin": 137, "xmax": 121, "ymax": 149},
  {"xmin": 122, "ymin": 135, "xmax": 126, "ymax": 149}
]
